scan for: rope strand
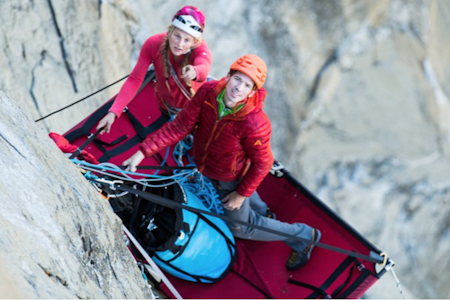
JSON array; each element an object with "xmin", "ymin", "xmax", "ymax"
[
  {"xmin": 391, "ymin": 266, "xmax": 407, "ymax": 299},
  {"xmin": 35, "ymin": 74, "xmax": 129, "ymax": 122}
]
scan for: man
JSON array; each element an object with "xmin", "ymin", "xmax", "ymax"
[{"xmin": 124, "ymin": 54, "xmax": 321, "ymax": 270}]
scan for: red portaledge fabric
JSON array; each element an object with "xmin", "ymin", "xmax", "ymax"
[{"xmin": 63, "ymin": 72, "xmax": 383, "ymax": 299}]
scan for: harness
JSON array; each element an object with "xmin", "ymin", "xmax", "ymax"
[{"xmin": 168, "ymin": 60, "xmax": 194, "ymax": 101}]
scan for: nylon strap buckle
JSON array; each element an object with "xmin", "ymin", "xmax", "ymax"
[{"xmin": 270, "ymin": 161, "xmax": 285, "ymax": 177}]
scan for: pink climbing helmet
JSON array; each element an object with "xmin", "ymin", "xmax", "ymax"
[{"xmin": 172, "ymin": 6, "xmax": 205, "ymax": 39}]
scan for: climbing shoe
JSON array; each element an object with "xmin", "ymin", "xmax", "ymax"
[
  {"xmin": 266, "ymin": 208, "xmax": 276, "ymax": 219},
  {"xmin": 286, "ymin": 228, "xmax": 321, "ymax": 271}
]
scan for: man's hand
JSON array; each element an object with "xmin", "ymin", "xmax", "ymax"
[
  {"xmin": 96, "ymin": 112, "xmax": 116, "ymax": 134},
  {"xmin": 181, "ymin": 65, "xmax": 197, "ymax": 81},
  {"xmin": 123, "ymin": 150, "xmax": 145, "ymax": 172},
  {"xmin": 222, "ymin": 191, "xmax": 246, "ymax": 210}
]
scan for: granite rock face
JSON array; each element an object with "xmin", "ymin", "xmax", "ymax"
[
  {"xmin": 0, "ymin": 90, "xmax": 153, "ymax": 298},
  {"xmin": 1, "ymin": 0, "xmax": 450, "ymax": 298}
]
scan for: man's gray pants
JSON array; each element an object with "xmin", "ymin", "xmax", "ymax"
[{"xmin": 212, "ymin": 179, "xmax": 313, "ymax": 252}]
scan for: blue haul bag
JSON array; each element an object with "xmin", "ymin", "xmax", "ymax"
[{"xmin": 110, "ymin": 182, "xmax": 236, "ymax": 283}]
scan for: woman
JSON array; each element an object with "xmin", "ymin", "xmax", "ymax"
[{"xmin": 97, "ymin": 6, "xmax": 212, "ymax": 134}]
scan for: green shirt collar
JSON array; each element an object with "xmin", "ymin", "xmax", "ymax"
[{"xmin": 217, "ymin": 89, "xmax": 245, "ymax": 118}]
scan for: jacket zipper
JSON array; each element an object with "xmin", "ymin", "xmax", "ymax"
[
  {"xmin": 214, "ymin": 121, "xmax": 229, "ymax": 141},
  {"xmin": 203, "ymin": 120, "xmax": 219, "ymax": 153},
  {"xmin": 231, "ymin": 152, "xmax": 240, "ymax": 176},
  {"xmin": 199, "ymin": 102, "xmax": 220, "ymax": 172},
  {"xmin": 199, "ymin": 99, "xmax": 232, "ymax": 172}
]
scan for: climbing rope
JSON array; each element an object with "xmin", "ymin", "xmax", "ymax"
[
  {"xmin": 35, "ymin": 74, "xmax": 129, "ymax": 122},
  {"xmin": 381, "ymin": 257, "xmax": 407, "ymax": 299},
  {"xmin": 77, "ymin": 156, "xmax": 223, "ymax": 215},
  {"xmin": 391, "ymin": 267, "xmax": 407, "ymax": 299},
  {"xmin": 173, "ymin": 134, "xmax": 193, "ymax": 165},
  {"xmin": 74, "ymin": 159, "xmax": 196, "ymax": 189},
  {"xmin": 172, "ymin": 137, "xmax": 223, "ymax": 215},
  {"xmin": 177, "ymin": 171, "xmax": 224, "ymax": 215},
  {"xmin": 152, "ymin": 146, "xmax": 171, "ymax": 176}
]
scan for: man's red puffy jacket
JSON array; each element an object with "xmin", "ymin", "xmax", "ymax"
[{"xmin": 140, "ymin": 78, "xmax": 274, "ymax": 197}]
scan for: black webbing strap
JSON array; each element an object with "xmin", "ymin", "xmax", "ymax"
[
  {"xmin": 95, "ymin": 135, "xmax": 128, "ymax": 146},
  {"xmin": 166, "ymin": 222, "xmax": 192, "ymax": 256},
  {"xmin": 65, "ymin": 100, "xmax": 113, "ymax": 143},
  {"xmin": 118, "ymin": 68, "xmax": 158, "ymax": 142},
  {"xmin": 97, "ymin": 182, "xmax": 384, "ymax": 264},
  {"xmin": 337, "ymin": 268, "xmax": 373, "ymax": 298},
  {"xmin": 230, "ymin": 269, "xmax": 272, "ymax": 299},
  {"xmin": 331, "ymin": 264, "xmax": 356, "ymax": 298},
  {"xmin": 288, "ymin": 278, "xmax": 331, "ymax": 299},
  {"xmin": 128, "ymin": 194, "xmax": 142, "ymax": 230},
  {"xmin": 137, "ymin": 66, "xmax": 157, "ymax": 94},
  {"xmin": 68, "ymin": 128, "xmax": 103, "ymax": 159},
  {"xmin": 124, "ymin": 108, "xmax": 147, "ymax": 141},
  {"xmin": 150, "ymin": 212, "xmax": 232, "ymax": 284},
  {"xmin": 196, "ymin": 213, "xmax": 237, "ymax": 261},
  {"xmin": 65, "ymin": 108, "xmax": 166, "ymax": 163},
  {"xmin": 64, "ymin": 67, "xmax": 156, "ymax": 143},
  {"xmin": 153, "ymin": 251, "xmax": 220, "ymax": 283},
  {"xmin": 305, "ymin": 255, "xmax": 359, "ymax": 298},
  {"xmin": 93, "ymin": 135, "xmax": 128, "ymax": 154},
  {"xmin": 97, "ymin": 114, "xmax": 167, "ymax": 162}
]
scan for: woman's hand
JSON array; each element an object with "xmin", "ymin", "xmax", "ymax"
[
  {"xmin": 222, "ymin": 191, "xmax": 246, "ymax": 210},
  {"xmin": 181, "ymin": 65, "xmax": 197, "ymax": 81},
  {"xmin": 123, "ymin": 150, "xmax": 145, "ymax": 172},
  {"xmin": 96, "ymin": 112, "xmax": 116, "ymax": 134}
]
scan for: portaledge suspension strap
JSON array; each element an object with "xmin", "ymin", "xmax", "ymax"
[
  {"xmin": 97, "ymin": 181, "xmax": 384, "ymax": 264},
  {"xmin": 69, "ymin": 127, "xmax": 104, "ymax": 159},
  {"xmin": 35, "ymin": 74, "xmax": 129, "ymax": 122}
]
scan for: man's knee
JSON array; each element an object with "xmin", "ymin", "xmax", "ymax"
[{"xmin": 229, "ymin": 224, "xmax": 254, "ymax": 239}]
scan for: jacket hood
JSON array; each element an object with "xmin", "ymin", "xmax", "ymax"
[{"xmin": 213, "ymin": 77, "xmax": 267, "ymax": 118}]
